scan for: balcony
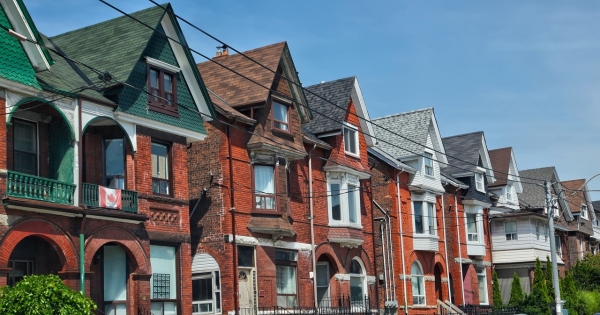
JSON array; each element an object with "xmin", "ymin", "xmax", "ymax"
[
  {"xmin": 6, "ymin": 171, "xmax": 76, "ymax": 205},
  {"xmin": 81, "ymin": 183, "xmax": 138, "ymax": 213}
]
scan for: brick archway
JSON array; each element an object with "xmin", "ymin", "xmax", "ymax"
[
  {"xmin": 84, "ymin": 226, "xmax": 149, "ymax": 274},
  {"xmin": 315, "ymin": 242, "xmax": 344, "ymax": 273},
  {"xmin": 0, "ymin": 219, "xmax": 79, "ymax": 272}
]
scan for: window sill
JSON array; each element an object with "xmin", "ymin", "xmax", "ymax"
[
  {"xmin": 344, "ymin": 151, "xmax": 361, "ymax": 159},
  {"xmin": 252, "ymin": 209, "xmax": 283, "ymax": 216},
  {"xmin": 272, "ymin": 128, "xmax": 294, "ymax": 137},
  {"xmin": 413, "ymin": 233, "xmax": 438, "ymax": 239},
  {"xmin": 328, "ymin": 222, "xmax": 362, "ymax": 229},
  {"xmin": 423, "ymin": 174, "xmax": 436, "ymax": 179},
  {"xmin": 149, "ymin": 102, "xmax": 179, "ymax": 117}
]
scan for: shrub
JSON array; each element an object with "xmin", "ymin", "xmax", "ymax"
[
  {"xmin": 508, "ymin": 272, "xmax": 524, "ymax": 307},
  {"xmin": 492, "ymin": 270, "xmax": 503, "ymax": 310},
  {"xmin": 0, "ymin": 274, "xmax": 96, "ymax": 315},
  {"xmin": 521, "ymin": 258, "xmax": 550, "ymax": 315},
  {"xmin": 572, "ymin": 253, "xmax": 600, "ymax": 291},
  {"xmin": 580, "ymin": 291, "xmax": 600, "ymax": 315}
]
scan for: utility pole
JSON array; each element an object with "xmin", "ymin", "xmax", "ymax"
[{"xmin": 545, "ymin": 181, "xmax": 562, "ymax": 315}]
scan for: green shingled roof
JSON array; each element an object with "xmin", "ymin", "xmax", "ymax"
[
  {"xmin": 42, "ymin": 4, "xmax": 209, "ymax": 135},
  {"xmin": 0, "ymin": 5, "xmax": 41, "ymax": 89}
]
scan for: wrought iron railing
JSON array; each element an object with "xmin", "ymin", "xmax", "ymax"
[
  {"xmin": 6, "ymin": 170, "xmax": 75, "ymax": 205},
  {"xmin": 458, "ymin": 304, "xmax": 520, "ymax": 315},
  {"xmin": 240, "ymin": 295, "xmax": 376, "ymax": 315},
  {"xmin": 81, "ymin": 182, "xmax": 138, "ymax": 213}
]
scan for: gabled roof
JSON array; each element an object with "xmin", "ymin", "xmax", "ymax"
[
  {"xmin": 561, "ymin": 179, "xmax": 595, "ymax": 220},
  {"xmin": 207, "ymin": 88, "xmax": 255, "ymax": 125},
  {"xmin": 302, "ymin": 126, "xmax": 332, "ymax": 150},
  {"xmin": 442, "ymin": 131, "xmax": 495, "ymax": 182},
  {"xmin": 440, "ymin": 170, "xmax": 469, "ymax": 189},
  {"xmin": 592, "ymin": 200, "xmax": 600, "ymax": 213},
  {"xmin": 488, "ymin": 147, "xmax": 523, "ymax": 193},
  {"xmin": 367, "ymin": 146, "xmax": 416, "ymax": 174},
  {"xmin": 304, "ymin": 76, "xmax": 375, "ymax": 146},
  {"xmin": 197, "ymin": 42, "xmax": 310, "ymax": 121},
  {"xmin": 518, "ymin": 167, "xmax": 573, "ymax": 220},
  {"xmin": 372, "ymin": 108, "xmax": 448, "ymax": 164}
]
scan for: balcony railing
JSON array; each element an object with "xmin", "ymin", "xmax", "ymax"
[
  {"xmin": 81, "ymin": 183, "xmax": 138, "ymax": 213},
  {"xmin": 6, "ymin": 171, "xmax": 75, "ymax": 205}
]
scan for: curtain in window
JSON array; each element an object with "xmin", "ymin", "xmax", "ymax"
[
  {"xmin": 254, "ymin": 166, "xmax": 274, "ymax": 194},
  {"xmin": 276, "ymin": 265, "xmax": 297, "ymax": 307},
  {"xmin": 467, "ymin": 214, "xmax": 477, "ymax": 241},
  {"xmin": 411, "ymin": 262, "xmax": 424, "ymax": 305},
  {"xmin": 477, "ymin": 267, "xmax": 487, "ymax": 303},
  {"xmin": 273, "ymin": 103, "xmax": 288, "ymax": 125},
  {"xmin": 348, "ymin": 185, "xmax": 358, "ymax": 223},
  {"xmin": 414, "ymin": 202, "xmax": 423, "ymax": 234}
]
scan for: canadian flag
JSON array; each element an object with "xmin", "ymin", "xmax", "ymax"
[{"xmin": 99, "ymin": 186, "xmax": 122, "ymax": 210}]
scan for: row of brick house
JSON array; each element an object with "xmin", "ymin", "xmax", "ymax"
[{"xmin": 1, "ymin": 2, "xmax": 600, "ymax": 315}]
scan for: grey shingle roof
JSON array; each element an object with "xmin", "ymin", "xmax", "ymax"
[
  {"xmin": 592, "ymin": 200, "xmax": 600, "ymax": 212},
  {"xmin": 371, "ymin": 108, "xmax": 433, "ymax": 158},
  {"xmin": 442, "ymin": 131, "xmax": 484, "ymax": 175},
  {"xmin": 367, "ymin": 147, "xmax": 416, "ymax": 173},
  {"xmin": 518, "ymin": 167, "xmax": 558, "ymax": 208},
  {"xmin": 304, "ymin": 77, "xmax": 356, "ymax": 135},
  {"xmin": 302, "ymin": 126, "xmax": 332, "ymax": 149}
]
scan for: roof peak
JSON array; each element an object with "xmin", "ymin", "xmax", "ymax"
[
  {"xmin": 442, "ymin": 131, "xmax": 484, "ymax": 140},
  {"xmin": 197, "ymin": 41, "xmax": 287, "ymax": 66},
  {"xmin": 305, "ymin": 76, "xmax": 356, "ymax": 88},
  {"xmin": 51, "ymin": 4, "xmax": 167, "ymax": 39},
  {"xmin": 372, "ymin": 107, "xmax": 433, "ymax": 121},
  {"xmin": 489, "ymin": 147, "xmax": 512, "ymax": 152}
]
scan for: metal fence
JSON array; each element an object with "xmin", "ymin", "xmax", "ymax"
[
  {"xmin": 459, "ymin": 304, "xmax": 520, "ymax": 315},
  {"xmin": 239, "ymin": 295, "xmax": 377, "ymax": 315}
]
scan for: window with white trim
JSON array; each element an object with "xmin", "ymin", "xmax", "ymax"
[
  {"xmin": 535, "ymin": 221, "xmax": 540, "ymax": 240},
  {"xmin": 475, "ymin": 172, "xmax": 485, "ymax": 192},
  {"xmin": 192, "ymin": 271, "xmax": 221, "ymax": 314},
  {"xmin": 581, "ymin": 205, "xmax": 589, "ymax": 220},
  {"xmin": 411, "ymin": 261, "xmax": 425, "ymax": 305},
  {"xmin": 349, "ymin": 258, "xmax": 366, "ymax": 301},
  {"xmin": 476, "ymin": 266, "xmax": 488, "ymax": 304},
  {"xmin": 555, "ymin": 235, "xmax": 562, "ymax": 257},
  {"xmin": 327, "ymin": 173, "xmax": 361, "ymax": 227},
  {"xmin": 423, "ymin": 152, "xmax": 434, "ymax": 176},
  {"xmin": 254, "ymin": 165, "xmax": 275, "ymax": 210},
  {"xmin": 414, "ymin": 201, "xmax": 436, "ymax": 235},
  {"xmin": 505, "ymin": 222, "xmax": 517, "ymax": 241},
  {"xmin": 467, "ymin": 213, "xmax": 478, "ymax": 242},
  {"xmin": 506, "ymin": 184, "xmax": 514, "ymax": 202},
  {"xmin": 579, "ymin": 237, "xmax": 584, "ymax": 259},
  {"xmin": 343, "ymin": 124, "xmax": 359, "ymax": 156}
]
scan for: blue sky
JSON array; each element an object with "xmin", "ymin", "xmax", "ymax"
[{"xmin": 24, "ymin": 0, "xmax": 600, "ymax": 199}]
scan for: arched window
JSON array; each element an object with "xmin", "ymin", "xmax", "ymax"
[
  {"xmin": 411, "ymin": 261, "xmax": 425, "ymax": 305},
  {"xmin": 349, "ymin": 258, "xmax": 366, "ymax": 301}
]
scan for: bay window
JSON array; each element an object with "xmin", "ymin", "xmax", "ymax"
[
  {"xmin": 413, "ymin": 201, "xmax": 436, "ymax": 235},
  {"xmin": 467, "ymin": 213, "xmax": 478, "ymax": 242},
  {"xmin": 276, "ymin": 250, "xmax": 297, "ymax": 308},
  {"xmin": 327, "ymin": 173, "xmax": 361, "ymax": 227},
  {"xmin": 254, "ymin": 165, "xmax": 275, "ymax": 210}
]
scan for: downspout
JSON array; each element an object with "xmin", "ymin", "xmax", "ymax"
[
  {"xmin": 377, "ymin": 215, "xmax": 390, "ymax": 302},
  {"xmin": 454, "ymin": 193, "xmax": 465, "ymax": 304},
  {"xmin": 396, "ymin": 172, "xmax": 408, "ymax": 315},
  {"xmin": 308, "ymin": 144, "xmax": 318, "ymax": 308},
  {"xmin": 228, "ymin": 118, "xmax": 239, "ymax": 315},
  {"xmin": 77, "ymin": 97, "xmax": 85, "ymax": 294},
  {"xmin": 442, "ymin": 193, "xmax": 451, "ymax": 302},
  {"xmin": 374, "ymin": 201, "xmax": 393, "ymax": 303},
  {"xmin": 387, "ymin": 204, "xmax": 397, "ymax": 301}
]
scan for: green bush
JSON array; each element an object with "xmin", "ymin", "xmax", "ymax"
[
  {"xmin": 492, "ymin": 270, "xmax": 503, "ymax": 310},
  {"xmin": 521, "ymin": 258, "xmax": 551, "ymax": 315},
  {"xmin": 508, "ymin": 272, "xmax": 524, "ymax": 307},
  {"xmin": 580, "ymin": 291, "xmax": 600, "ymax": 315},
  {"xmin": 572, "ymin": 253, "xmax": 600, "ymax": 292},
  {"xmin": 0, "ymin": 274, "xmax": 96, "ymax": 315}
]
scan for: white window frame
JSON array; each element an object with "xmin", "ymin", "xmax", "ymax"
[
  {"xmin": 467, "ymin": 213, "xmax": 479, "ymax": 242},
  {"xmin": 192, "ymin": 271, "xmax": 222, "ymax": 314},
  {"xmin": 581, "ymin": 205, "xmax": 589, "ymax": 220},
  {"xmin": 465, "ymin": 206, "xmax": 483, "ymax": 244},
  {"xmin": 476, "ymin": 266, "xmax": 488, "ymax": 305},
  {"xmin": 349, "ymin": 258, "xmax": 367, "ymax": 302},
  {"xmin": 535, "ymin": 221, "xmax": 540, "ymax": 240},
  {"xmin": 343, "ymin": 123, "xmax": 359, "ymax": 156},
  {"xmin": 412, "ymin": 200, "xmax": 436, "ymax": 236},
  {"xmin": 326, "ymin": 173, "xmax": 362, "ymax": 228},
  {"xmin": 316, "ymin": 262, "xmax": 330, "ymax": 306},
  {"xmin": 423, "ymin": 152, "xmax": 434, "ymax": 177},
  {"xmin": 411, "ymin": 261, "xmax": 425, "ymax": 306},
  {"xmin": 505, "ymin": 221, "xmax": 517, "ymax": 241},
  {"xmin": 579, "ymin": 237, "xmax": 584, "ymax": 259},
  {"xmin": 555, "ymin": 235, "xmax": 562, "ymax": 257},
  {"xmin": 505, "ymin": 184, "xmax": 514, "ymax": 202},
  {"xmin": 475, "ymin": 172, "xmax": 485, "ymax": 192}
]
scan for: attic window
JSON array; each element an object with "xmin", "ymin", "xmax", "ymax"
[
  {"xmin": 146, "ymin": 57, "xmax": 180, "ymax": 117},
  {"xmin": 272, "ymin": 101, "xmax": 290, "ymax": 132},
  {"xmin": 475, "ymin": 172, "xmax": 485, "ymax": 192},
  {"xmin": 343, "ymin": 123, "xmax": 359, "ymax": 156}
]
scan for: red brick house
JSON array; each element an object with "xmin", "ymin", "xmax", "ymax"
[
  {"xmin": 370, "ymin": 108, "xmax": 451, "ymax": 315},
  {"xmin": 0, "ymin": 2, "xmax": 215, "ymax": 315},
  {"xmin": 191, "ymin": 42, "xmax": 379, "ymax": 313}
]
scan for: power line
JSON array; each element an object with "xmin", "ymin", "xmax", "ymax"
[{"xmin": 100, "ymin": 0, "xmax": 556, "ymax": 186}]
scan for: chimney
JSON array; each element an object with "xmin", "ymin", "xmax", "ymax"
[{"xmin": 215, "ymin": 45, "xmax": 229, "ymax": 58}]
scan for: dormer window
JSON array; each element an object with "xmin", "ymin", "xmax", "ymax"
[
  {"xmin": 272, "ymin": 101, "xmax": 290, "ymax": 131},
  {"xmin": 146, "ymin": 57, "xmax": 179, "ymax": 117},
  {"xmin": 475, "ymin": 172, "xmax": 484, "ymax": 192},
  {"xmin": 581, "ymin": 205, "xmax": 588, "ymax": 220},
  {"xmin": 423, "ymin": 152, "xmax": 434, "ymax": 176},
  {"xmin": 506, "ymin": 184, "xmax": 514, "ymax": 202},
  {"xmin": 343, "ymin": 124, "xmax": 359, "ymax": 156}
]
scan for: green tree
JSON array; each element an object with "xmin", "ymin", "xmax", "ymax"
[
  {"xmin": 522, "ymin": 258, "xmax": 551, "ymax": 315},
  {"xmin": 492, "ymin": 270, "xmax": 503, "ymax": 310},
  {"xmin": 0, "ymin": 274, "xmax": 96, "ymax": 315},
  {"xmin": 508, "ymin": 272, "xmax": 524, "ymax": 307},
  {"xmin": 560, "ymin": 271, "xmax": 583, "ymax": 315},
  {"xmin": 571, "ymin": 253, "xmax": 600, "ymax": 291}
]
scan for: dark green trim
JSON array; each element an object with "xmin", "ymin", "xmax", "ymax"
[
  {"xmin": 164, "ymin": 4, "xmax": 216, "ymax": 120},
  {"xmin": 282, "ymin": 44, "xmax": 311, "ymax": 121},
  {"xmin": 82, "ymin": 116, "xmax": 135, "ymax": 152},
  {"xmin": 8, "ymin": 97, "xmax": 75, "ymax": 138},
  {"xmin": 15, "ymin": 0, "xmax": 54, "ymax": 65}
]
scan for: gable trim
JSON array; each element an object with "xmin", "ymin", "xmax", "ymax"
[
  {"xmin": 350, "ymin": 77, "xmax": 375, "ymax": 147},
  {"xmin": 114, "ymin": 112, "xmax": 206, "ymax": 144},
  {"xmin": 428, "ymin": 111, "xmax": 448, "ymax": 165},
  {"xmin": 145, "ymin": 56, "xmax": 180, "ymax": 73}
]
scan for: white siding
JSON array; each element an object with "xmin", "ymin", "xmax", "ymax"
[
  {"xmin": 409, "ymin": 133, "xmax": 444, "ymax": 192},
  {"xmin": 192, "ymin": 253, "xmax": 219, "ymax": 273},
  {"xmin": 413, "ymin": 235, "xmax": 439, "ymax": 252},
  {"xmin": 490, "ymin": 218, "xmax": 533, "ymax": 251}
]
